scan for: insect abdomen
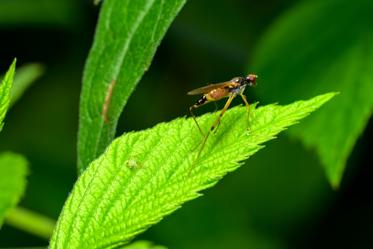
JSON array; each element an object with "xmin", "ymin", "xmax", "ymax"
[
  {"xmin": 195, "ymin": 95, "xmax": 208, "ymax": 107},
  {"xmin": 206, "ymin": 88, "xmax": 229, "ymax": 101}
]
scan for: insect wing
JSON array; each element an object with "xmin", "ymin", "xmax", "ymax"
[{"xmin": 187, "ymin": 81, "xmax": 234, "ymax": 95}]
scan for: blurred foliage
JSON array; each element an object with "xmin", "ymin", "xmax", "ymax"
[
  {"xmin": 121, "ymin": 240, "xmax": 166, "ymax": 249},
  {"xmin": 10, "ymin": 63, "xmax": 44, "ymax": 106},
  {"xmin": 5, "ymin": 206, "xmax": 55, "ymax": 240},
  {"xmin": 0, "ymin": 152, "xmax": 28, "ymax": 226},
  {"xmin": 252, "ymin": 0, "xmax": 373, "ymax": 187},
  {"xmin": 0, "ymin": 0, "xmax": 372, "ymax": 248},
  {"xmin": 0, "ymin": 0, "xmax": 79, "ymax": 28}
]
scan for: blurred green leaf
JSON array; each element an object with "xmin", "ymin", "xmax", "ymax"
[
  {"xmin": 0, "ymin": 152, "xmax": 28, "ymax": 227},
  {"xmin": 50, "ymin": 93, "xmax": 334, "ymax": 249},
  {"xmin": 0, "ymin": 59, "xmax": 16, "ymax": 132},
  {"xmin": 78, "ymin": 0, "xmax": 187, "ymax": 173},
  {"xmin": 252, "ymin": 0, "xmax": 373, "ymax": 187},
  {"xmin": 121, "ymin": 241, "xmax": 166, "ymax": 249},
  {"xmin": 10, "ymin": 63, "xmax": 44, "ymax": 106},
  {"xmin": 0, "ymin": 0, "xmax": 78, "ymax": 27},
  {"xmin": 5, "ymin": 206, "xmax": 55, "ymax": 240}
]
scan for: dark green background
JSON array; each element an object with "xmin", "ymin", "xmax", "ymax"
[{"xmin": 0, "ymin": 0, "xmax": 372, "ymax": 248}]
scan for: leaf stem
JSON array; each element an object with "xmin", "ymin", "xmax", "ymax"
[{"xmin": 4, "ymin": 207, "xmax": 56, "ymax": 240}]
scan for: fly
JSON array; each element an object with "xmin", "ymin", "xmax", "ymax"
[{"xmin": 187, "ymin": 74, "xmax": 258, "ymax": 174}]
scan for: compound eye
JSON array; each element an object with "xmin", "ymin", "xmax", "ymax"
[{"xmin": 246, "ymin": 74, "xmax": 258, "ymax": 86}]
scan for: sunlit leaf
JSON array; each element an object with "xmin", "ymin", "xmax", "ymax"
[
  {"xmin": 0, "ymin": 59, "xmax": 16, "ymax": 132},
  {"xmin": 50, "ymin": 93, "xmax": 335, "ymax": 249}
]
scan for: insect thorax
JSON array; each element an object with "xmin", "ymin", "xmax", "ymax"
[{"xmin": 229, "ymin": 85, "xmax": 246, "ymax": 95}]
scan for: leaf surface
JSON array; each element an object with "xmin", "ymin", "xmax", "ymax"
[
  {"xmin": 78, "ymin": 0, "xmax": 186, "ymax": 173},
  {"xmin": 0, "ymin": 59, "xmax": 16, "ymax": 132},
  {"xmin": 51, "ymin": 93, "xmax": 335, "ymax": 249}
]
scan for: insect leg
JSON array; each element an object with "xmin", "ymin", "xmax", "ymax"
[
  {"xmin": 188, "ymin": 95, "xmax": 235, "ymax": 175},
  {"xmin": 212, "ymin": 102, "xmax": 221, "ymax": 134},
  {"xmin": 189, "ymin": 95, "xmax": 209, "ymax": 136},
  {"xmin": 210, "ymin": 94, "xmax": 235, "ymax": 132},
  {"xmin": 213, "ymin": 101, "xmax": 218, "ymax": 112},
  {"xmin": 240, "ymin": 94, "xmax": 250, "ymax": 127}
]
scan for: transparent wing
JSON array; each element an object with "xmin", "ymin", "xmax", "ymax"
[{"xmin": 187, "ymin": 81, "xmax": 235, "ymax": 95}]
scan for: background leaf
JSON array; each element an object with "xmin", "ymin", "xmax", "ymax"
[
  {"xmin": 0, "ymin": 59, "xmax": 16, "ymax": 132},
  {"xmin": 10, "ymin": 63, "xmax": 44, "ymax": 106},
  {"xmin": 50, "ymin": 93, "xmax": 335, "ymax": 249},
  {"xmin": 0, "ymin": 152, "xmax": 28, "ymax": 227},
  {"xmin": 0, "ymin": 0, "xmax": 78, "ymax": 27},
  {"xmin": 78, "ymin": 0, "xmax": 187, "ymax": 173},
  {"xmin": 252, "ymin": 0, "xmax": 373, "ymax": 187},
  {"xmin": 121, "ymin": 241, "xmax": 166, "ymax": 249}
]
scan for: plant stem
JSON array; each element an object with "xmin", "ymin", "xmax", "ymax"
[{"xmin": 4, "ymin": 206, "xmax": 56, "ymax": 240}]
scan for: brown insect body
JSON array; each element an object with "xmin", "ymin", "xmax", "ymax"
[{"xmin": 206, "ymin": 87, "xmax": 230, "ymax": 101}]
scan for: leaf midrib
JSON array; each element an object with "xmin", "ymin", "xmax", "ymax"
[
  {"xmin": 72, "ymin": 1, "xmax": 160, "ymax": 240},
  {"xmin": 90, "ymin": 0, "xmax": 157, "ymax": 170}
]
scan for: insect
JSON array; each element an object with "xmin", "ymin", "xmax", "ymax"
[
  {"xmin": 126, "ymin": 158, "xmax": 142, "ymax": 169},
  {"xmin": 187, "ymin": 74, "xmax": 258, "ymax": 173}
]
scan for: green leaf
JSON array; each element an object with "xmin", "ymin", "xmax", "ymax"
[
  {"xmin": 0, "ymin": 59, "xmax": 16, "ymax": 132},
  {"xmin": 10, "ymin": 63, "xmax": 44, "ymax": 106},
  {"xmin": 0, "ymin": 152, "xmax": 28, "ymax": 226},
  {"xmin": 78, "ymin": 0, "xmax": 187, "ymax": 173},
  {"xmin": 121, "ymin": 241, "xmax": 166, "ymax": 249},
  {"xmin": 50, "ymin": 93, "xmax": 335, "ymax": 249},
  {"xmin": 252, "ymin": 0, "xmax": 373, "ymax": 187},
  {"xmin": 4, "ymin": 206, "xmax": 55, "ymax": 240}
]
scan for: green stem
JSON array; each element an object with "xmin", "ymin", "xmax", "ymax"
[{"xmin": 4, "ymin": 206, "xmax": 56, "ymax": 240}]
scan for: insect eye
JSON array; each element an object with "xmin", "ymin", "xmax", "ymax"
[{"xmin": 246, "ymin": 74, "xmax": 258, "ymax": 86}]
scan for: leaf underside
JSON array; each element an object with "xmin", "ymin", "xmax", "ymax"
[
  {"xmin": 50, "ymin": 93, "xmax": 335, "ymax": 249},
  {"xmin": 252, "ymin": 0, "xmax": 373, "ymax": 187},
  {"xmin": 78, "ymin": 0, "xmax": 186, "ymax": 173}
]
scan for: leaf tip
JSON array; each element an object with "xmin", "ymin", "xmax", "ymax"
[
  {"xmin": 9, "ymin": 58, "xmax": 17, "ymax": 72},
  {"xmin": 329, "ymin": 173, "xmax": 341, "ymax": 190}
]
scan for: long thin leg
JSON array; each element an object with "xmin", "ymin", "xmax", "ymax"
[
  {"xmin": 213, "ymin": 101, "xmax": 218, "ymax": 112},
  {"xmin": 240, "ymin": 94, "xmax": 250, "ymax": 127},
  {"xmin": 189, "ymin": 95, "xmax": 210, "ymax": 137},
  {"xmin": 189, "ymin": 105, "xmax": 205, "ymax": 136},
  {"xmin": 188, "ymin": 95, "xmax": 235, "ymax": 175},
  {"xmin": 212, "ymin": 102, "xmax": 221, "ymax": 134}
]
